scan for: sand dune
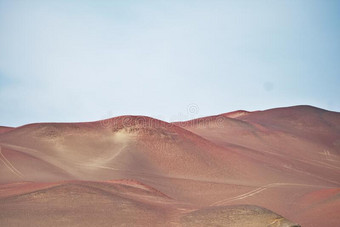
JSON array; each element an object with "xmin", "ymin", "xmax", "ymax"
[
  {"xmin": 0, "ymin": 116, "xmax": 302, "ymax": 185},
  {"xmin": 0, "ymin": 126, "xmax": 13, "ymax": 134},
  {"xmin": 0, "ymin": 105, "xmax": 339, "ymax": 226},
  {"xmin": 175, "ymin": 105, "xmax": 340, "ymax": 185},
  {"xmin": 0, "ymin": 180, "xmax": 299, "ymax": 227}
]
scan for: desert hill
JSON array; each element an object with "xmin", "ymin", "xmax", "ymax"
[{"xmin": 1, "ymin": 105, "xmax": 339, "ymax": 226}]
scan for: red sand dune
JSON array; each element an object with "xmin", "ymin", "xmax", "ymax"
[
  {"xmin": 0, "ymin": 126, "xmax": 13, "ymax": 134},
  {"xmin": 0, "ymin": 105, "xmax": 339, "ymax": 226}
]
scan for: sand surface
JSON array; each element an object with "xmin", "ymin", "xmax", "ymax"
[{"xmin": 1, "ymin": 105, "xmax": 339, "ymax": 226}]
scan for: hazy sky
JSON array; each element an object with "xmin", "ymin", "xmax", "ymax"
[{"xmin": 0, "ymin": 0, "xmax": 339, "ymax": 126}]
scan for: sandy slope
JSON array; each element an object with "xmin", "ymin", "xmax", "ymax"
[
  {"xmin": 0, "ymin": 126, "xmax": 13, "ymax": 134},
  {"xmin": 0, "ymin": 180, "xmax": 300, "ymax": 227},
  {"xmin": 173, "ymin": 105, "xmax": 340, "ymax": 226},
  {"xmin": 1, "ymin": 105, "xmax": 339, "ymax": 226}
]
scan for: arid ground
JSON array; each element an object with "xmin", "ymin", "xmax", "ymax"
[{"xmin": 0, "ymin": 105, "xmax": 339, "ymax": 226}]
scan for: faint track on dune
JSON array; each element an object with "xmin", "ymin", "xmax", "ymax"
[
  {"xmin": 321, "ymin": 150, "xmax": 340, "ymax": 165},
  {"xmin": 210, "ymin": 183, "xmax": 331, "ymax": 206},
  {"xmin": 268, "ymin": 217, "xmax": 284, "ymax": 226},
  {"xmin": 76, "ymin": 163, "xmax": 121, "ymax": 171},
  {"xmin": 107, "ymin": 144, "xmax": 128, "ymax": 162},
  {"xmin": 0, "ymin": 142, "xmax": 38, "ymax": 154},
  {"xmin": 0, "ymin": 145, "xmax": 23, "ymax": 178},
  {"xmin": 323, "ymin": 150, "xmax": 332, "ymax": 161}
]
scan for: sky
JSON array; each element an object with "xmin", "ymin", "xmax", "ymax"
[{"xmin": 0, "ymin": 0, "xmax": 339, "ymax": 126}]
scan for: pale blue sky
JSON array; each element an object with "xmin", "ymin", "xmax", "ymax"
[{"xmin": 0, "ymin": 0, "xmax": 339, "ymax": 126}]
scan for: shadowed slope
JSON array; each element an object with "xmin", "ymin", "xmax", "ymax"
[
  {"xmin": 0, "ymin": 146, "xmax": 73, "ymax": 183},
  {"xmin": 173, "ymin": 106, "xmax": 340, "ymax": 226},
  {"xmin": 0, "ymin": 126, "xmax": 13, "ymax": 134},
  {"xmin": 174, "ymin": 106, "xmax": 340, "ymax": 185},
  {"xmin": 238, "ymin": 105, "xmax": 340, "ymax": 145},
  {"xmin": 291, "ymin": 188, "xmax": 340, "ymax": 227}
]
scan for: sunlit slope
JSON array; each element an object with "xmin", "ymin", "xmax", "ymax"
[{"xmin": 0, "ymin": 116, "xmax": 290, "ymax": 184}]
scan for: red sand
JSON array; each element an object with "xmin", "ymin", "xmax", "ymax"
[{"xmin": 0, "ymin": 105, "xmax": 339, "ymax": 226}]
